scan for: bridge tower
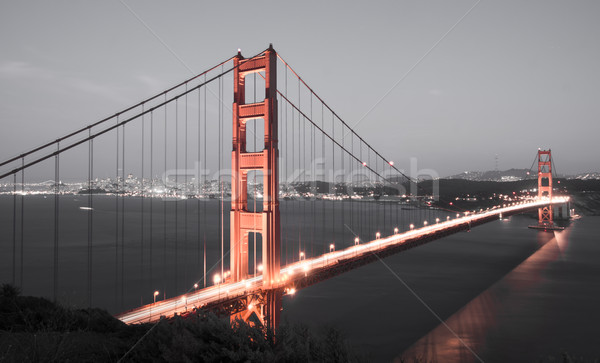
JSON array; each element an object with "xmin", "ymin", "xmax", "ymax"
[
  {"xmin": 537, "ymin": 149, "xmax": 553, "ymax": 227},
  {"xmin": 230, "ymin": 45, "xmax": 281, "ymax": 329}
]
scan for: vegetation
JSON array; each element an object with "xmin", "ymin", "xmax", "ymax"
[{"xmin": 0, "ymin": 284, "xmax": 364, "ymax": 362}]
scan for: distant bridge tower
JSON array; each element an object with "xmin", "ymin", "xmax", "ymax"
[
  {"xmin": 537, "ymin": 149, "xmax": 553, "ymax": 227},
  {"xmin": 230, "ymin": 45, "xmax": 282, "ymax": 329}
]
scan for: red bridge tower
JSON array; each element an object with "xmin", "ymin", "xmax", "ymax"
[
  {"xmin": 537, "ymin": 149, "xmax": 553, "ymax": 228},
  {"xmin": 229, "ymin": 45, "xmax": 282, "ymax": 329}
]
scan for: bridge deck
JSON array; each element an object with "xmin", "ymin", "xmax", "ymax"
[{"xmin": 116, "ymin": 198, "xmax": 567, "ymax": 325}]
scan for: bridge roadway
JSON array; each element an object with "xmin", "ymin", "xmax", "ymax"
[{"xmin": 116, "ymin": 198, "xmax": 567, "ymax": 325}]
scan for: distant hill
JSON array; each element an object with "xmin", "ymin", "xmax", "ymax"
[
  {"xmin": 446, "ymin": 169, "xmax": 600, "ymax": 181},
  {"xmin": 573, "ymin": 172, "xmax": 600, "ymax": 180},
  {"xmin": 414, "ymin": 178, "xmax": 600, "ymax": 215},
  {"xmin": 446, "ymin": 168, "xmax": 532, "ymax": 182}
]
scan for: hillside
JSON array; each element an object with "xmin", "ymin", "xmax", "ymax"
[
  {"xmin": 0, "ymin": 284, "xmax": 364, "ymax": 362},
  {"xmin": 415, "ymin": 178, "xmax": 600, "ymax": 215}
]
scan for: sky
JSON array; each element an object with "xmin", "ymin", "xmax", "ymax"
[{"xmin": 1, "ymin": 0, "xmax": 599, "ymax": 178}]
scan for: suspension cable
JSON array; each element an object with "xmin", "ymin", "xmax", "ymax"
[
  {"xmin": 276, "ymin": 54, "xmax": 417, "ymax": 184},
  {"xmin": 0, "ymin": 49, "xmax": 270, "ymax": 180},
  {"xmin": 0, "ymin": 55, "xmax": 238, "ymax": 170}
]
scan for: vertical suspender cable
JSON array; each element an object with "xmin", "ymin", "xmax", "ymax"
[
  {"xmin": 380, "ymin": 158, "xmax": 383, "ymax": 234},
  {"xmin": 185, "ymin": 88, "xmax": 188, "ymax": 287},
  {"xmin": 253, "ymin": 72, "xmax": 257, "ymax": 274},
  {"xmin": 197, "ymin": 85, "xmax": 201, "ymax": 281},
  {"xmin": 115, "ymin": 118, "xmax": 119, "ymax": 308},
  {"xmin": 163, "ymin": 94, "xmax": 167, "ymax": 299},
  {"xmin": 150, "ymin": 110, "xmax": 154, "ymax": 293},
  {"xmin": 300, "ymin": 114, "xmax": 305, "ymax": 257},
  {"xmin": 383, "ymin": 158, "xmax": 385, "ymax": 234},
  {"xmin": 298, "ymin": 90, "xmax": 302, "ymax": 258},
  {"xmin": 359, "ymin": 140, "xmax": 363, "ymax": 239},
  {"xmin": 297, "ymin": 107, "xmax": 301, "ymax": 258},
  {"xmin": 278, "ymin": 90, "xmax": 283, "ymax": 264},
  {"xmin": 350, "ymin": 133, "xmax": 354, "ymax": 238},
  {"xmin": 291, "ymin": 106, "xmax": 296, "ymax": 259},
  {"xmin": 321, "ymin": 103, "xmax": 325, "ymax": 255},
  {"xmin": 386, "ymin": 160, "xmax": 389, "ymax": 233},
  {"xmin": 396, "ymin": 169, "xmax": 399, "ymax": 231},
  {"xmin": 291, "ymin": 108, "xmax": 295, "ymax": 258},
  {"xmin": 380, "ymin": 158, "xmax": 384, "ymax": 234},
  {"xmin": 311, "ymin": 94, "xmax": 315, "ymax": 258},
  {"xmin": 53, "ymin": 144, "xmax": 59, "ymax": 302},
  {"xmin": 20, "ymin": 158, "xmax": 24, "ymax": 289},
  {"xmin": 277, "ymin": 91, "xmax": 283, "ymax": 265},
  {"xmin": 12, "ymin": 173, "xmax": 16, "ymax": 285},
  {"xmin": 377, "ymin": 158, "xmax": 380, "ymax": 235},
  {"xmin": 284, "ymin": 66, "xmax": 288, "ymax": 265},
  {"xmin": 367, "ymin": 147, "xmax": 370, "ymax": 236},
  {"xmin": 300, "ymin": 81, "xmax": 304, "ymax": 258},
  {"xmin": 140, "ymin": 105, "xmax": 145, "ymax": 303},
  {"xmin": 221, "ymin": 68, "xmax": 225, "ymax": 281},
  {"xmin": 203, "ymin": 74, "xmax": 207, "ymax": 288},
  {"xmin": 88, "ymin": 130, "xmax": 94, "ymax": 307},
  {"xmin": 341, "ymin": 122, "xmax": 345, "ymax": 245},
  {"xmin": 331, "ymin": 112, "xmax": 335, "ymax": 246},
  {"xmin": 175, "ymin": 98, "xmax": 179, "ymax": 293},
  {"xmin": 121, "ymin": 122, "xmax": 125, "ymax": 309},
  {"xmin": 389, "ymin": 162, "xmax": 392, "ymax": 233},
  {"xmin": 219, "ymin": 67, "xmax": 223, "ymax": 281}
]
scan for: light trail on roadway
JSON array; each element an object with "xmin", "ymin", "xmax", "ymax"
[{"xmin": 117, "ymin": 197, "xmax": 568, "ymax": 325}]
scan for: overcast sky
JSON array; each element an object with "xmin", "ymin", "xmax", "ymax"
[{"xmin": 1, "ymin": 0, "xmax": 598, "ymax": 178}]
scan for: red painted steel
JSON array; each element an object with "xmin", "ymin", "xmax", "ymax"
[
  {"xmin": 537, "ymin": 149, "xmax": 553, "ymax": 227},
  {"xmin": 230, "ymin": 45, "xmax": 281, "ymax": 329}
]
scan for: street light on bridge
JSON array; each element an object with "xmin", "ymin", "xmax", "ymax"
[
  {"xmin": 214, "ymin": 274, "xmax": 222, "ymax": 299},
  {"xmin": 423, "ymin": 221, "xmax": 428, "ymax": 226},
  {"xmin": 354, "ymin": 237, "xmax": 360, "ymax": 245},
  {"xmin": 375, "ymin": 232, "xmax": 381, "ymax": 239},
  {"xmin": 409, "ymin": 224, "xmax": 414, "ymax": 230},
  {"xmin": 394, "ymin": 227, "xmax": 399, "ymax": 234},
  {"xmin": 299, "ymin": 251, "xmax": 305, "ymax": 261},
  {"xmin": 153, "ymin": 290, "xmax": 159, "ymax": 303},
  {"xmin": 329, "ymin": 243, "xmax": 335, "ymax": 252}
]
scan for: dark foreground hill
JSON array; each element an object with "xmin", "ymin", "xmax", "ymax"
[{"xmin": 0, "ymin": 284, "xmax": 364, "ymax": 362}]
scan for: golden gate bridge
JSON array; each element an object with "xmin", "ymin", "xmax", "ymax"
[{"xmin": 0, "ymin": 45, "xmax": 566, "ymax": 331}]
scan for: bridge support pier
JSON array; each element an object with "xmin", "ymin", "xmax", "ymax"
[{"xmin": 230, "ymin": 290, "xmax": 282, "ymax": 331}]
